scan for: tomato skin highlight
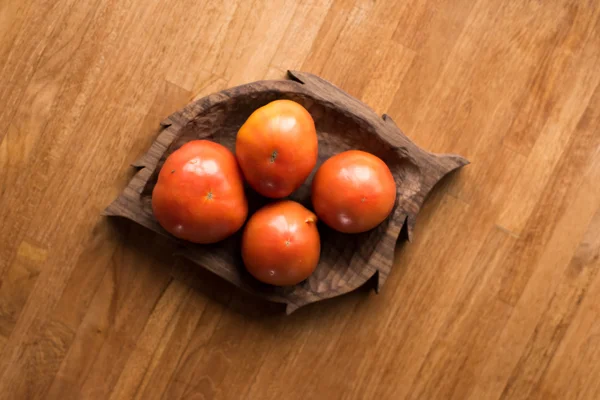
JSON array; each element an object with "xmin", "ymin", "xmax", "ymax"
[
  {"xmin": 242, "ymin": 201, "xmax": 320, "ymax": 286},
  {"xmin": 151, "ymin": 140, "xmax": 248, "ymax": 244},
  {"xmin": 311, "ymin": 150, "xmax": 397, "ymax": 234},
  {"xmin": 235, "ymin": 100, "xmax": 318, "ymax": 198}
]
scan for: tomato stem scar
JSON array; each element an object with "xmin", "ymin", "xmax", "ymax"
[{"xmin": 270, "ymin": 150, "xmax": 278, "ymax": 163}]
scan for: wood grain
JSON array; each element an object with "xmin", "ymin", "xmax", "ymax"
[{"xmin": 1, "ymin": 0, "xmax": 599, "ymax": 398}]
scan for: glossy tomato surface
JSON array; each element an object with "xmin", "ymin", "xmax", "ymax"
[
  {"xmin": 242, "ymin": 201, "xmax": 320, "ymax": 286},
  {"xmin": 311, "ymin": 150, "xmax": 396, "ymax": 233},
  {"xmin": 236, "ymin": 100, "xmax": 318, "ymax": 198},
  {"xmin": 152, "ymin": 140, "xmax": 248, "ymax": 244}
]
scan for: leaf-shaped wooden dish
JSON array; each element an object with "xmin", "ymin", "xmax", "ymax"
[{"xmin": 104, "ymin": 71, "xmax": 468, "ymax": 313}]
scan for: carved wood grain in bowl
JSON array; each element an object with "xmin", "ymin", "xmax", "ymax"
[{"xmin": 104, "ymin": 71, "xmax": 468, "ymax": 313}]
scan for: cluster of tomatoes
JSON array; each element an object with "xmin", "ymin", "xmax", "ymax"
[{"xmin": 152, "ymin": 100, "xmax": 397, "ymax": 286}]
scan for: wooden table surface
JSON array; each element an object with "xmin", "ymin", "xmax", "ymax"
[{"xmin": 2, "ymin": 1, "xmax": 600, "ymax": 399}]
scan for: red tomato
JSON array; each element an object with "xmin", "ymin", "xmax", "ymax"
[
  {"xmin": 311, "ymin": 150, "xmax": 396, "ymax": 233},
  {"xmin": 152, "ymin": 140, "xmax": 248, "ymax": 244},
  {"xmin": 242, "ymin": 201, "xmax": 320, "ymax": 286},
  {"xmin": 236, "ymin": 100, "xmax": 318, "ymax": 198}
]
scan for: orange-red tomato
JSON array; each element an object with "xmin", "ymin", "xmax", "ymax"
[
  {"xmin": 242, "ymin": 201, "xmax": 320, "ymax": 286},
  {"xmin": 152, "ymin": 140, "xmax": 248, "ymax": 244},
  {"xmin": 311, "ymin": 150, "xmax": 396, "ymax": 233},
  {"xmin": 235, "ymin": 100, "xmax": 318, "ymax": 198}
]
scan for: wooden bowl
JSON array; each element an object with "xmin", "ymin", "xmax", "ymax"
[{"xmin": 104, "ymin": 71, "xmax": 468, "ymax": 313}]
